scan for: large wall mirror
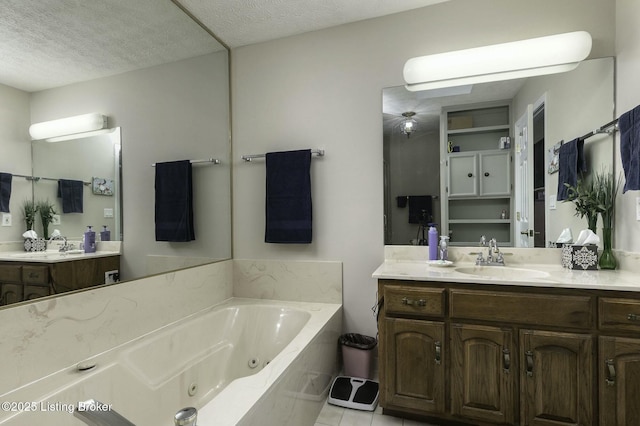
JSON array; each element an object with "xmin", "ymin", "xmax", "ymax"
[
  {"xmin": 383, "ymin": 57, "xmax": 615, "ymax": 248},
  {"xmin": 0, "ymin": 0, "xmax": 231, "ymax": 307}
]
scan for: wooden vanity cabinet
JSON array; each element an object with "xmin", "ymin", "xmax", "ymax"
[{"xmin": 378, "ymin": 279, "xmax": 640, "ymax": 426}]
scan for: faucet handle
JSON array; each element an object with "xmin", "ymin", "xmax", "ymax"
[{"xmin": 479, "ymin": 235, "xmax": 487, "ymax": 246}]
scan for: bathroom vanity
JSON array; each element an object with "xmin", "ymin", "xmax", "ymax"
[
  {"xmin": 0, "ymin": 253, "xmax": 120, "ymax": 305},
  {"xmin": 373, "ymin": 248, "xmax": 640, "ymax": 426}
]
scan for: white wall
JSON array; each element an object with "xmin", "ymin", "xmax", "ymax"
[
  {"xmin": 0, "ymin": 83, "xmax": 33, "ymax": 240},
  {"xmin": 232, "ymin": 0, "xmax": 616, "ymax": 336},
  {"xmin": 615, "ymin": 0, "xmax": 640, "ymax": 252},
  {"xmin": 29, "ymin": 52, "xmax": 231, "ymax": 280}
]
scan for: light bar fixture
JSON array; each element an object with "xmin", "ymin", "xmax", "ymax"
[
  {"xmin": 29, "ymin": 113, "xmax": 109, "ymax": 142},
  {"xmin": 403, "ymin": 31, "xmax": 592, "ymax": 92}
]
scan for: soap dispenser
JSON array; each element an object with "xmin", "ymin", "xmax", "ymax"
[
  {"xmin": 84, "ymin": 226, "xmax": 96, "ymax": 253},
  {"xmin": 428, "ymin": 224, "xmax": 438, "ymax": 260},
  {"xmin": 439, "ymin": 235, "xmax": 450, "ymax": 261},
  {"xmin": 100, "ymin": 225, "xmax": 111, "ymax": 242}
]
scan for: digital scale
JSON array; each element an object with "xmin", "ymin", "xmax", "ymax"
[{"xmin": 327, "ymin": 376, "xmax": 379, "ymax": 411}]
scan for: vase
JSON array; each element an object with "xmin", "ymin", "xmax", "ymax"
[
  {"xmin": 599, "ymin": 227, "xmax": 616, "ymax": 270},
  {"xmin": 587, "ymin": 213, "xmax": 597, "ymax": 233}
]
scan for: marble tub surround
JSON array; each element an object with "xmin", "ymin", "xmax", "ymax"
[
  {"xmin": 146, "ymin": 254, "xmax": 220, "ymax": 276},
  {"xmin": 0, "ymin": 259, "xmax": 233, "ymax": 397},
  {"xmin": 233, "ymin": 259, "xmax": 343, "ymax": 303},
  {"xmin": 375, "ymin": 245, "xmax": 640, "ymax": 291}
]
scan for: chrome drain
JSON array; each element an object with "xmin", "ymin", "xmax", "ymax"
[{"xmin": 188, "ymin": 382, "xmax": 198, "ymax": 397}]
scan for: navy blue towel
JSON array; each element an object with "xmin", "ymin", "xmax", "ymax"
[
  {"xmin": 265, "ymin": 150, "xmax": 312, "ymax": 244},
  {"xmin": 620, "ymin": 105, "xmax": 640, "ymax": 193},
  {"xmin": 556, "ymin": 138, "xmax": 587, "ymax": 201},
  {"xmin": 408, "ymin": 195, "xmax": 433, "ymax": 224},
  {"xmin": 0, "ymin": 172, "xmax": 12, "ymax": 213},
  {"xmin": 57, "ymin": 179, "xmax": 84, "ymax": 213},
  {"xmin": 155, "ymin": 160, "xmax": 195, "ymax": 242}
]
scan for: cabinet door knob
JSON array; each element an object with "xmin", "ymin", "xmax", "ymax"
[
  {"xmin": 605, "ymin": 359, "xmax": 616, "ymax": 386},
  {"xmin": 467, "ymin": 173, "xmax": 473, "ymax": 178},
  {"xmin": 484, "ymin": 172, "xmax": 490, "ymax": 177},
  {"xmin": 503, "ymin": 348, "xmax": 511, "ymax": 374},
  {"xmin": 434, "ymin": 341, "xmax": 441, "ymax": 365},
  {"xmin": 525, "ymin": 350, "xmax": 534, "ymax": 377}
]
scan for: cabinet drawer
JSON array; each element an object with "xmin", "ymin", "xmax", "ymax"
[
  {"xmin": 450, "ymin": 289, "xmax": 593, "ymax": 329},
  {"xmin": 22, "ymin": 266, "xmax": 49, "ymax": 286},
  {"xmin": 385, "ymin": 286, "xmax": 445, "ymax": 318},
  {"xmin": 599, "ymin": 298, "xmax": 640, "ymax": 332},
  {"xmin": 0, "ymin": 264, "xmax": 22, "ymax": 284}
]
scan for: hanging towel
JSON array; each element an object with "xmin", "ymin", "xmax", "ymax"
[
  {"xmin": 265, "ymin": 149, "xmax": 312, "ymax": 244},
  {"xmin": 396, "ymin": 196, "xmax": 408, "ymax": 208},
  {"xmin": 408, "ymin": 195, "xmax": 433, "ymax": 224},
  {"xmin": 155, "ymin": 160, "xmax": 195, "ymax": 242},
  {"xmin": 620, "ymin": 105, "xmax": 640, "ymax": 193},
  {"xmin": 0, "ymin": 173, "xmax": 12, "ymax": 213},
  {"xmin": 57, "ymin": 179, "xmax": 84, "ymax": 213},
  {"xmin": 556, "ymin": 138, "xmax": 587, "ymax": 201}
]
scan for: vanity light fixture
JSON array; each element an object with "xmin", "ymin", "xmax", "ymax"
[
  {"xmin": 400, "ymin": 111, "xmax": 418, "ymax": 138},
  {"xmin": 29, "ymin": 113, "xmax": 109, "ymax": 142},
  {"xmin": 403, "ymin": 31, "xmax": 592, "ymax": 92}
]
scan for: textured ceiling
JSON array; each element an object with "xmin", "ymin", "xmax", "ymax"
[{"xmin": 1, "ymin": 0, "xmax": 448, "ymax": 93}]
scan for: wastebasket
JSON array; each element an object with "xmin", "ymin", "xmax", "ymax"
[{"xmin": 339, "ymin": 333, "xmax": 377, "ymax": 379}]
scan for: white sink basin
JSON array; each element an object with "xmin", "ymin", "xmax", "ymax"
[{"xmin": 455, "ymin": 266, "xmax": 550, "ymax": 280}]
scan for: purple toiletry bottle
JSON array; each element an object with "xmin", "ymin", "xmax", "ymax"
[
  {"xmin": 428, "ymin": 224, "xmax": 438, "ymax": 260},
  {"xmin": 84, "ymin": 226, "xmax": 96, "ymax": 253}
]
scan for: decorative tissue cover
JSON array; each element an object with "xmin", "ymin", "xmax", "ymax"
[{"xmin": 569, "ymin": 245, "xmax": 598, "ymax": 270}]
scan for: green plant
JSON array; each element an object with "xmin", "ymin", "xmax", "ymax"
[
  {"xmin": 21, "ymin": 199, "xmax": 37, "ymax": 231},
  {"xmin": 564, "ymin": 176, "xmax": 599, "ymax": 232},
  {"xmin": 36, "ymin": 199, "xmax": 56, "ymax": 238},
  {"xmin": 592, "ymin": 169, "xmax": 622, "ymax": 229}
]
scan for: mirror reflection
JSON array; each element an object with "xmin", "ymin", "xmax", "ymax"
[
  {"xmin": 0, "ymin": 0, "xmax": 231, "ymax": 308},
  {"xmin": 383, "ymin": 57, "xmax": 614, "ymax": 248}
]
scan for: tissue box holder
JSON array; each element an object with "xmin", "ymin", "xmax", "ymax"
[
  {"xmin": 24, "ymin": 238, "xmax": 46, "ymax": 252},
  {"xmin": 568, "ymin": 244, "xmax": 598, "ymax": 270}
]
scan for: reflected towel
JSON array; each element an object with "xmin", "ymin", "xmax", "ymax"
[
  {"xmin": 396, "ymin": 196, "xmax": 408, "ymax": 208},
  {"xmin": 619, "ymin": 105, "xmax": 640, "ymax": 193},
  {"xmin": 155, "ymin": 160, "xmax": 195, "ymax": 242},
  {"xmin": 0, "ymin": 172, "xmax": 12, "ymax": 213},
  {"xmin": 57, "ymin": 179, "xmax": 84, "ymax": 213},
  {"xmin": 408, "ymin": 195, "xmax": 432, "ymax": 224},
  {"xmin": 265, "ymin": 150, "xmax": 312, "ymax": 244},
  {"xmin": 556, "ymin": 138, "xmax": 586, "ymax": 201}
]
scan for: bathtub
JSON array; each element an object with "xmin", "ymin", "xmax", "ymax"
[{"xmin": 0, "ymin": 298, "xmax": 342, "ymax": 425}]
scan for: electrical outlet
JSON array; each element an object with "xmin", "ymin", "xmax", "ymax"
[
  {"xmin": 1, "ymin": 213, "xmax": 11, "ymax": 227},
  {"xmin": 636, "ymin": 197, "xmax": 640, "ymax": 221},
  {"xmin": 104, "ymin": 270, "xmax": 119, "ymax": 285},
  {"xmin": 51, "ymin": 214, "xmax": 61, "ymax": 225}
]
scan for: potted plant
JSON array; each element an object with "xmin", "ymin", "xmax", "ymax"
[
  {"xmin": 36, "ymin": 199, "xmax": 56, "ymax": 239},
  {"xmin": 564, "ymin": 176, "xmax": 598, "ymax": 233},
  {"xmin": 21, "ymin": 199, "xmax": 37, "ymax": 231},
  {"xmin": 593, "ymin": 169, "xmax": 621, "ymax": 270}
]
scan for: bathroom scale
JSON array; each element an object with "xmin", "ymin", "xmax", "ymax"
[{"xmin": 327, "ymin": 376, "xmax": 379, "ymax": 411}]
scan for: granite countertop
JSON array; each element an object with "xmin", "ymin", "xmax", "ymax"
[
  {"xmin": 0, "ymin": 250, "xmax": 121, "ymax": 263},
  {"xmin": 373, "ymin": 246, "xmax": 640, "ymax": 292}
]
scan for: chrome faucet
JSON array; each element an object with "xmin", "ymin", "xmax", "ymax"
[
  {"xmin": 475, "ymin": 236, "xmax": 505, "ymax": 266},
  {"xmin": 73, "ymin": 399, "xmax": 135, "ymax": 426}
]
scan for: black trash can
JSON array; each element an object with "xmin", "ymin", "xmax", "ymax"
[{"xmin": 339, "ymin": 333, "xmax": 377, "ymax": 379}]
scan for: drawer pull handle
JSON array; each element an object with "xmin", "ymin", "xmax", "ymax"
[
  {"xmin": 402, "ymin": 297, "xmax": 426, "ymax": 307},
  {"xmin": 503, "ymin": 348, "xmax": 511, "ymax": 374},
  {"xmin": 434, "ymin": 341, "xmax": 441, "ymax": 365},
  {"xmin": 605, "ymin": 359, "xmax": 616, "ymax": 386},
  {"xmin": 627, "ymin": 313, "xmax": 640, "ymax": 322},
  {"xmin": 525, "ymin": 350, "xmax": 534, "ymax": 377}
]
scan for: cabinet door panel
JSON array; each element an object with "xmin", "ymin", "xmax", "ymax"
[
  {"xmin": 384, "ymin": 317, "xmax": 445, "ymax": 414},
  {"xmin": 451, "ymin": 324, "xmax": 515, "ymax": 424},
  {"xmin": 600, "ymin": 336, "xmax": 640, "ymax": 426},
  {"xmin": 520, "ymin": 329, "xmax": 593, "ymax": 426},
  {"xmin": 479, "ymin": 151, "xmax": 511, "ymax": 196},
  {"xmin": 448, "ymin": 154, "xmax": 478, "ymax": 197}
]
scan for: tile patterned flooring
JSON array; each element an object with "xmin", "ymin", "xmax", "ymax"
[{"xmin": 314, "ymin": 399, "xmax": 438, "ymax": 426}]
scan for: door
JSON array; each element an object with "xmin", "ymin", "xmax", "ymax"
[
  {"xmin": 520, "ymin": 329, "xmax": 593, "ymax": 426},
  {"xmin": 451, "ymin": 323, "xmax": 516, "ymax": 424},
  {"xmin": 514, "ymin": 105, "xmax": 534, "ymax": 247},
  {"xmin": 384, "ymin": 317, "xmax": 445, "ymax": 414},
  {"xmin": 479, "ymin": 151, "xmax": 511, "ymax": 196},
  {"xmin": 448, "ymin": 153, "xmax": 478, "ymax": 197},
  {"xmin": 599, "ymin": 336, "xmax": 640, "ymax": 426}
]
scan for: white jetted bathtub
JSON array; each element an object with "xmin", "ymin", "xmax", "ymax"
[{"xmin": 0, "ymin": 298, "xmax": 342, "ymax": 425}]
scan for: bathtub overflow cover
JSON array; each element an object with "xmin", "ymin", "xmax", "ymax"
[
  {"xmin": 188, "ymin": 383, "xmax": 198, "ymax": 397},
  {"xmin": 248, "ymin": 358, "xmax": 260, "ymax": 369}
]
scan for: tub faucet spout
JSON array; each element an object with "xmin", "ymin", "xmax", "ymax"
[{"xmin": 73, "ymin": 399, "xmax": 135, "ymax": 426}]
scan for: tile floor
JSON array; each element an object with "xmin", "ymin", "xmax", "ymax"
[{"xmin": 314, "ymin": 399, "xmax": 438, "ymax": 426}]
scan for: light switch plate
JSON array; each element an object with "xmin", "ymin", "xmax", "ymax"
[
  {"xmin": 51, "ymin": 214, "xmax": 61, "ymax": 225},
  {"xmin": 1, "ymin": 213, "xmax": 11, "ymax": 226},
  {"xmin": 636, "ymin": 197, "xmax": 640, "ymax": 221},
  {"xmin": 104, "ymin": 208, "xmax": 114, "ymax": 218},
  {"xmin": 549, "ymin": 195, "xmax": 557, "ymax": 210}
]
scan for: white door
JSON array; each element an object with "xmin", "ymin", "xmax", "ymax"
[{"xmin": 514, "ymin": 106, "xmax": 534, "ymax": 247}]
